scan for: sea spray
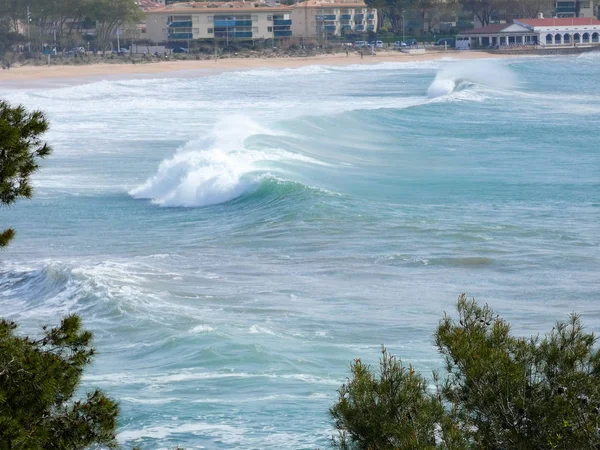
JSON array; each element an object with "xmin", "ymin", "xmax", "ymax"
[{"xmin": 427, "ymin": 60, "xmax": 518, "ymax": 98}]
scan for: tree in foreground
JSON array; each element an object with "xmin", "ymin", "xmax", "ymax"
[
  {"xmin": 0, "ymin": 316, "xmax": 119, "ymax": 449},
  {"xmin": 331, "ymin": 294, "xmax": 600, "ymax": 449},
  {"xmin": 1, "ymin": 99, "xmax": 120, "ymax": 449},
  {"xmin": 0, "ymin": 100, "xmax": 51, "ymax": 247}
]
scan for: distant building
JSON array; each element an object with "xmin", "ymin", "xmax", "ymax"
[
  {"xmin": 517, "ymin": 17, "xmax": 600, "ymax": 44},
  {"xmin": 457, "ymin": 17, "xmax": 600, "ymax": 47},
  {"xmin": 143, "ymin": 0, "xmax": 377, "ymax": 43},
  {"xmin": 554, "ymin": 0, "xmax": 595, "ymax": 18}
]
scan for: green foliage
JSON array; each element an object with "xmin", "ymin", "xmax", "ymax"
[
  {"xmin": 0, "ymin": 0, "xmax": 143, "ymax": 51},
  {"xmin": 437, "ymin": 294, "xmax": 600, "ymax": 450},
  {"xmin": 0, "ymin": 315, "xmax": 119, "ymax": 449},
  {"xmin": 0, "ymin": 100, "xmax": 52, "ymax": 247},
  {"xmin": 331, "ymin": 294, "xmax": 600, "ymax": 449},
  {"xmin": 331, "ymin": 348, "xmax": 440, "ymax": 449}
]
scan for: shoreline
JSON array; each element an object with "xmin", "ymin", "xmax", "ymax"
[{"xmin": 0, "ymin": 50, "xmax": 509, "ymax": 83}]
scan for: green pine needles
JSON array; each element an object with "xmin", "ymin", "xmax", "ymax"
[
  {"xmin": 0, "ymin": 315, "xmax": 119, "ymax": 449},
  {"xmin": 0, "ymin": 100, "xmax": 52, "ymax": 247},
  {"xmin": 331, "ymin": 294, "xmax": 600, "ymax": 450},
  {"xmin": 1, "ymin": 99, "xmax": 120, "ymax": 449}
]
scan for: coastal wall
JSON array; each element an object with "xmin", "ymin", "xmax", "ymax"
[{"xmin": 492, "ymin": 46, "xmax": 600, "ymax": 55}]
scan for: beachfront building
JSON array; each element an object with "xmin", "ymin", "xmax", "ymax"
[
  {"xmin": 457, "ymin": 17, "xmax": 600, "ymax": 47},
  {"xmin": 515, "ymin": 17, "xmax": 600, "ymax": 44},
  {"xmin": 290, "ymin": 0, "xmax": 378, "ymax": 40},
  {"xmin": 553, "ymin": 0, "xmax": 595, "ymax": 18},
  {"xmin": 145, "ymin": 4, "xmax": 291, "ymax": 42},
  {"xmin": 457, "ymin": 23, "xmax": 538, "ymax": 47},
  {"xmin": 144, "ymin": 0, "xmax": 376, "ymax": 43}
]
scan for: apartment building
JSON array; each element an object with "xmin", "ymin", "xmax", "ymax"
[
  {"xmin": 554, "ymin": 0, "xmax": 595, "ymax": 18},
  {"xmin": 144, "ymin": 0, "xmax": 376, "ymax": 43},
  {"xmin": 290, "ymin": 0, "xmax": 377, "ymax": 38}
]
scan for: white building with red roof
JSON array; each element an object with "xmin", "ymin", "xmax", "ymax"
[
  {"xmin": 515, "ymin": 17, "xmax": 600, "ymax": 45},
  {"xmin": 457, "ymin": 17, "xmax": 600, "ymax": 48}
]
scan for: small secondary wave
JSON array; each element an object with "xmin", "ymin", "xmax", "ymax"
[
  {"xmin": 129, "ymin": 116, "xmax": 325, "ymax": 207},
  {"xmin": 427, "ymin": 60, "xmax": 517, "ymax": 98}
]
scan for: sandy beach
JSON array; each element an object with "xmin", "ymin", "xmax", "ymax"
[{"xmin": 0, "ymin": 50, "xmax": 506, "ymax": 82}]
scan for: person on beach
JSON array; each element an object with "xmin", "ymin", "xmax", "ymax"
[{"xmin": 360, "ymin": 50, "xmax": 363, "ymax": 59}]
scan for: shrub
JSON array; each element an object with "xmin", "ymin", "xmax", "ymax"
[{"xmin": 331, "ymin": 295, "xmax": 600, "ymax": 449}]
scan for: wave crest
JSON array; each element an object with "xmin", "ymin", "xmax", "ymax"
[
  {"xmin": 129, "ymin": 117, "xmax": 324, "ymax": 207},
  {"xmin": 427, "ymin": 60, "xmax": 517, "ymax": 98}
]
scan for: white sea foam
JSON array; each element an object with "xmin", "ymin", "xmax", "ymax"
[
  {"xmin": 248, "ymin": 324, "xmax": 275, "ymax": 334},
  {"xmin": 129, "ymin": 116, "xmax": 326, "ymax": 207},
  {"xmin": 190, "ymin": 324, "xmax": 215, "ymax": 333},
  {"xmin": 427, "ymin": 60, "xmax": 517, "ymax": 98},
  {"xmin": 118, "ymin": 421, "xmax": 243, "ymax": 441}
]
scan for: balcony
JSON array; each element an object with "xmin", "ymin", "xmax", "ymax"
[
  {"xmin": 341, "ymin": 25, "xmax": 351, "ymax": 30},
  {"xmin": 355, "ymin": 24, "xmax": 364, "ymax": 31},
  {"xmin": 274, "ymin": 19, "xmax": 292, "ymax": 25},
  {"xmin": 367, "ymin": 24, "xmax": 375, "ymax": 30},
  {"xmin": 367, "ymin": 13, "xmax": 375, "ymax": 19},
  {"xmin": 324, "ymin": 25, "xmax": 336, "ymax": 31},
  {"xmin": 169, "ymin": 32, "xmax": 193, "ymax": 39},
  {"xmin": 555, "ymin": 6, "xmax": 576, "ymax": 11},
  {"xmin": 340, "ymin": 14, "xmax": 352, "ymax": 19},
  {"xmin": 168, "ymin": 21, "xmax": 192, "ymax": 28},
  {"xmin": 274, "ymin": 30, "xmax": 292, "ymax": 37},
  {"xmin": 354, "ymin": 14, "xmax": 364, "ymax": 21},
  {"xmin": 317, "ymin": 14, "xmax": 337, "ymax": 21},
  {"xmin": 214, "ymin": 31, "xmax": 253, "ymax": 38},
  {"xmin": 213, "ymin": 19, "xmax": 253, "ymax": 27}
]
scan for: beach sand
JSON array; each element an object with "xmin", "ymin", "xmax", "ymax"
[{"xmin": 0, "ymin": 50, "xmax": 506, "ymax": 82}]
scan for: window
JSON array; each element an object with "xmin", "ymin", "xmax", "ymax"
[
  {"xmin": 208, "ymin": 28, "xmax": 213, "ymax": 33},
  {"xmin": 193, "ymin": 28, "xmax": 199, "ymax": 33},
  {"xmin": 252, "ymin": 15, "xmax": 258, "ymax": 21},
  {"xmin": 252, "ymin": 27, "xmax": 258, "ymax": 32},
  {"xmin": 267, "ymin": 15, "xmax": 273, "ymax": 21},
  {"xmin": 268, "ymin": 26, "xmax": 273, "ymax": 32},
  {"xmin": 208, "ymin": 16, "xmax": 213, "ymax": 22}
]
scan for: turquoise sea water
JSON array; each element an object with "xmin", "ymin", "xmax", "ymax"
[{"xmin": 1, "ymin": 54, "xmax": 599, "ymax": 449}]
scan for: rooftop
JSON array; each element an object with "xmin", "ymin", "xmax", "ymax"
[
  {"xmin": 461, "ymin": 23, "xmax": 513, "ymax": 34},
  {"xmin": 146, "ymin": 1, "xmax": 292, "ymax": 12},
  {"xmin": 517, "ymin": 18, "xmax": 600, "ymax": 27},
  {"xmin": 145, "ymin": 0, "xmax": 370, "ymax": 13}
]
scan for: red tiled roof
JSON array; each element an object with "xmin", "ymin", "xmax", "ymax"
[
  {"xmin": 462, "ymin": 23, "xmax": 512, "ymax": 34},
  {"xmin": 517, "ymin": 18, "xmax": 600, "ymax": 27}
]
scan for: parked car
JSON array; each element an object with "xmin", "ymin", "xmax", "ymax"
[
  {"xmin": 172, "ymin": 47, "xmax": 190, "ymax": 53},
  {"xmin": 435, "ymin": 38, "xmax": 455, "ymax": 46},
  {"xmin": 393, "ymin": 41, "xmax": 407, "ymax": 48},
  {"xmin": 354, "ymin": 41, "xmax": 368, "ymax": 48},
  {"xmin": 405, "ymin": 38, "xmax": 418, "ymax": 46},
  {"xmin": 369, "ymin": 40, "xmax": 384, "ymax": 48}
]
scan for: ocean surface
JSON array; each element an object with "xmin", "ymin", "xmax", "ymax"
[{"xmin": 1, "ymin": 54, "xmax": 599, "ymax": 449}]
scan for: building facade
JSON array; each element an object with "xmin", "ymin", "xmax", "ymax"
[
  {"xmin": 516, "ymin": 17, "xmax": 600, "ymax": 44},
  {"xmin": 457, "ymin": 17, "xmax": 600, "ymax": 47},
  {"xmin": 144, "ymin": 0, "xmax": 377, "ymax": 43},
  {"xmin": 290, "ymin": 0, "xmax": 377, "ymax": 39},
  {"xmin": 554, "ymin": 0, "xmax": 595, "ymax": 18}
]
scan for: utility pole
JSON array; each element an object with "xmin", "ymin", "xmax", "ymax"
[
  {"xmin": 402, "ymin": 10, "xmax": 405, "ymax": 44},
  {"xmin": 27, "ymin": 5, "xmax": 31, "ymax": 53},
  {"xmin": 117, "ymin": 28, "xmax": 120, "ymax": 52}
]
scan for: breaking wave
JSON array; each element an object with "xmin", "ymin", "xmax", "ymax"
[
  {"xmin": 427, "ymin": 60, "xmax": 517, "ymax": 98},
  {"xmin": 129, "ymin": 116, "xmax": 326, "ymax": 207}
]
